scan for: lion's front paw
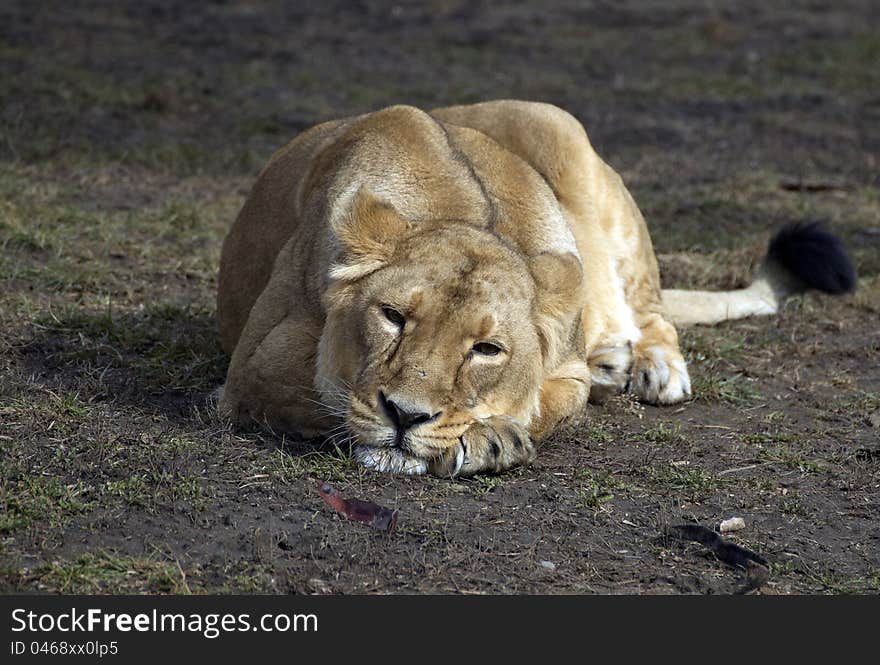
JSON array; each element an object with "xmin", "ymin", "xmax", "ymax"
[
  {"xmin": 588, "ymin": 344, "xmax": 632, "ymax": 403},
  {"xmin": 440, "ymin": 416, "xmax": 536, "ymax": 476},
  {"xmin": 355, "ymin": 446, "xmax": 428, "ymax": 475},
  {"xmin": 630, "ymin": 345, "xmax": 692, "ymax": 405}
]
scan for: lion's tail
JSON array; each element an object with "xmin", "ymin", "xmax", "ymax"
[{"xmin": 661, "ymin": 222, "xmax": 856, "ymax": 327}]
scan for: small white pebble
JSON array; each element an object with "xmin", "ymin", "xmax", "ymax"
[
  {"xmin": 539, "ymin": 560, "xmax": 556, "ymax": 571},
  {"xmin": 719, "ymin": 517, "xmax": 746, "ymax": 533}
]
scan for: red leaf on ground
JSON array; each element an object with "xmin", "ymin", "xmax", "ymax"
[{"xmin": 317, "ymin": 482, "xmax": 398, "ymax": 534}]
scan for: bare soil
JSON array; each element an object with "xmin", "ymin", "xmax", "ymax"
[{"xmin": 1, "ymin": 0, "xmax": 878, "ymax": 594}]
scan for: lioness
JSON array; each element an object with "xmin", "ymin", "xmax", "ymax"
[{"xmin": 217, "ymin": 100, "xmax": 854, "ymax": 476}]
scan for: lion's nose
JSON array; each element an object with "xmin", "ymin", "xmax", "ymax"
[{"xmin": 378, "ymin": 391, "xmax": 439, "ymax": 431}]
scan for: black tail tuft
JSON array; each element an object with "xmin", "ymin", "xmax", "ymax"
[{"xmin": 767, "ymin": 221, "xmax": 856, "ymax": 294}]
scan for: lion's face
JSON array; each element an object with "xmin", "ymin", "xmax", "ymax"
[{"xmin": 318, "ymin": 223, "xmax": 544, "ymax": 469}]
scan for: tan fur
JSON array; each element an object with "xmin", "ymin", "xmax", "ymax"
[{"xmin": 217, "ymin": 100, "xmax": 739, "ymax": 475}]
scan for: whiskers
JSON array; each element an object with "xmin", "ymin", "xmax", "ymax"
[
  {"xmin": 323, "ymin": 386, "xmax": 398, "ymax": 451},
  {"xmin": 324, "ymin": 426, "xmax": 357, "ymax": 458},
  {"xmin": 315, "ymin": 378, "xmax": 353, "ymax": 416},
  {"xmin": 292, "ymin": 377, "xmax": 355, "ymax": 424},
  {"xmin": 294, "ymin": 377, "xmax": 362, "ymax": 452}
]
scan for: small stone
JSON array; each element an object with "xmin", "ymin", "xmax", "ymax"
[
  {"xmin": 719, "ymin": 517, "xmax": 746, "ymax": 533},
  {"xmin": 539, "ymin": 560, "xmax": 556, "ymax": 571}
]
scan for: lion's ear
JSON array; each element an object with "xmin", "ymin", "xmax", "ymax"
[
  {"xmin": 330, "ymin": 186, "xmax": 409, "ymax": 281},
  {"xmin": 529, "ymin": 251, "xmax": 583, "ymax": 312}
]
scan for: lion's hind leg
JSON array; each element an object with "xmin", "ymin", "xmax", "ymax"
[{"xmin": 603, "ymin": 173, "xmax": 692, "ymax": 406}]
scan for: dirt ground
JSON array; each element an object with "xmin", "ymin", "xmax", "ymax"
[{"xmin": 1, "ymin": 1, "xmax": 878, "ymax": 594}]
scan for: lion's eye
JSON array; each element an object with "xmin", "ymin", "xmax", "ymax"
[
  {"xmin": 381, "ymin": 306, "xmax": 405, "ymax": 327},
  {"xmin": 472, "ymin": 342, "xmax": 503, "ymax": 356}
]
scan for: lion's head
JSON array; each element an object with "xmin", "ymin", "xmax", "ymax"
[{"xmin": 315, "ymin": 188, "xmax": 581, "ymax": 474}]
